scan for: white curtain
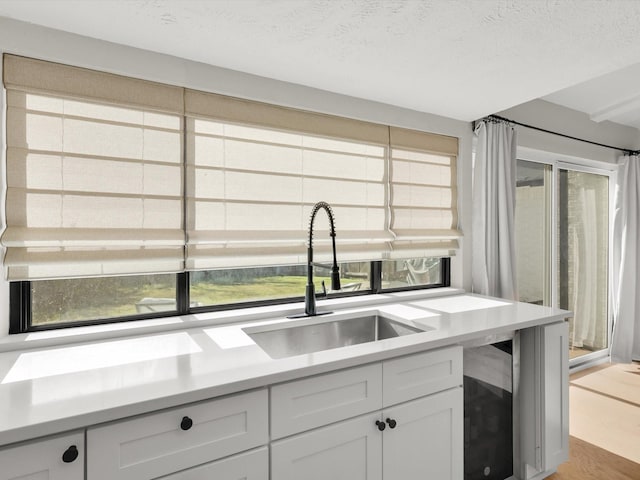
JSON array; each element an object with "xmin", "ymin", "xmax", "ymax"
[
  {"xmin": 472, "ymin": 119, "xmax": 518, "ymax": 300},
  {"xmin": 571, "ymin": 188, "xmax": 598, "ymax": 348},
  {"xmin": 611, "ymin": 154, "xmax": 640, "ymax": 363}
]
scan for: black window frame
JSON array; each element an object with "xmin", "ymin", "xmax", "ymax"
[{"xmin": 9, "ymin": 258, "xmax": 450, "ymax": 334}]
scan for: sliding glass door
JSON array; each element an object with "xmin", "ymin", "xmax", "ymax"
[
  {"xmin": 516, "ymin": 157, "xmax": 612, "ymax": 364},
  {"xmin": 515, "ymin": 160, "xmax": 552, "ymax": 306},
  {"xmin": 557, "ymin": 168, "xmax": 610, "ymax": 360}
]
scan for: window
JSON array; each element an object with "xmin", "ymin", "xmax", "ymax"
[
  {"xmin": 29, "ymin": 274, "xmax": 178, "ymax": 327},
  {"xmin": 515, "ymin": 160, "xmax": 552, "ymax": 305},
  {"xmin": 12, "ymin": 258, "xmax": 449, "ymax": 331},
  {"xmin": 381, "ymin": 258, "xmax": 446, "ymax": 289},
  {"xmin": 3, "ymin": 55, "xmax": 458, "ymax": 333},
  {"xmin": 516, "ymin": 154, "xmax": 613, "ymax": 364},
  {"xmin": 190, "ymin": 262, "xmax": 372, "ymax": 308}
]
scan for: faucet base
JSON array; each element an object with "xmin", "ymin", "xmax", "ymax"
[{"xmin": 286, "ymin": 310, "xmax": 334, "ymax": 319}]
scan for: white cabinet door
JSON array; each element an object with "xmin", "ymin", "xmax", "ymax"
[
  {"xmin": 271, "ymin": 412, "xmax": 382, "ymax": 480},
  {"xmin": 542, "ymin": 321, "xmax": 569, "ymax": 471},
  {"xmin": 0, "ymin": 432, "xmax": 84, "ymax": 480},
  {"xmin": 382, "ymin": 388, "xmax": 463, "ymax": 480},
  {"xmin": 160, "ymin": 447, "xmax": 268, "ymax": 480}
]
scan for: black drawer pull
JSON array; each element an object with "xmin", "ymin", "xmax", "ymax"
[
  {"xmin": 180, "ymin": 416, "xmax": 193, "ymax": 431},
  {"xmin": 386, "ymin": 418, "xmax": 397, "ymax": 429},
  {"xmin": 62, "ymin": 445, "xmax": 78, "ymax": 463},
  {"xmin": 375, "ymin": 420, "xmax": 386, "ymax": 431}
]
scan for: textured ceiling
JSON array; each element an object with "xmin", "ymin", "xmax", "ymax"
[{"xmin": 2, "ymin": 0, "xmax": 640, "ymax": 122}]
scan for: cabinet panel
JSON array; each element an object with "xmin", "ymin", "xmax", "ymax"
[
  {"xmin": 542, "ymin": 321, "xmax": 569, "ymax": 470},
  {"xmin": 87, "ymin": 388, "xmax": 268, "ymax": 480},
  {"xmin": 383, "ymin": 346, "xmax": 462, "ymax": 406},
  {"xmin": 519, "ymin": 321, "xmax": 570, "ymax": 479},
  {"xmin": 271, "ymin": 363, "xmax": 382, "ymax": 439},
  {"xmin": 271, "ymin": 412, "xmax": 382, "ymax": 480},
  {"xmin": 161, "ymin": 446, "xmax": 268, "ymax": 480},
  {"xmin": 383, "ymin": 388, "xmax": 463, "ymax": 480},
  {"xmin": 0, "ymin": 432, "xmax": 84, "ymax": 480}
]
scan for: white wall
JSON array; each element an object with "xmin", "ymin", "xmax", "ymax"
[{"xmin": 0, "ymin": 17, "xmax": 473, "ymax": 337}]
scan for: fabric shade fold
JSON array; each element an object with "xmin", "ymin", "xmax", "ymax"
[
  {"xmin": 1, "ymin": 54, "xmax": 461, "ymax": 280},
  {"xmin": 2, "ymin": 54, "xmax": 185, "ymax": 280}
]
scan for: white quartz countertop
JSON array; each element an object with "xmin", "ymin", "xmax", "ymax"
[{"xmin": 0, "ymin": 292, "xmax": 570, "ymax": 447}]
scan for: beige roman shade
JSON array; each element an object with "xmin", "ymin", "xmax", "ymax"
[
  {"xmin": 2, "ymin": 54, "xmax": 185, "ymax": 280},
  {"xmin": 183, "ymin": 91, "xmax": 460, "ymax": 269},
  {"xmin": 184, "ymin": 90, "xmax": 392, "ymax": 269},
  {"xmin": 1, "ymin": 54, "xmax": 461, "ymax": 280},
  {"xmin": 388, "ymin": 127, "xmax": 460, "ymax": 257}
]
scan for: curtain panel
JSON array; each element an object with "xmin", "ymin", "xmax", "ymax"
[
  {"xmin": 472, "ymin": 118, "xmax": 518, "ymax": 300},
  {"xmin": 611, "ymin": 154, "xmax": 640, "ymax": 362}
]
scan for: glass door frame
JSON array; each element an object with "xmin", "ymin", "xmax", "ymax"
[{"xmin": 517, "ymin": 147, "xmax": 617, "ymax": 368}]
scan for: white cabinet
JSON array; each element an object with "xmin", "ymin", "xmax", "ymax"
[
  {"xmin": 271, "ymin": 362, "xmax": 382, "ymax": 439},
  {"xmin": 383, "ymin": 388, "xmax": 463, "ymax": 480},
  {"xmin": 272, "ymin": 389, "xmax": 463, "ymax": 480},
  {"xmin": 382, "ymin": 346, "xmax": 462, "ymax": 406},
  {"xmin": 87, "ymin": 389, "xmax": 268, "ymax": 480},
  {"xmin": 271, "ymin": 347, "xmax": 463, "ymax": 480},
  {"xmin": 541, "ymin": 321, "xmax": 570, "ymax": 470},
  {"xmin": 272, "ymin": 412, "xmax": 382, "ymax": 480},
  {"xmin": 0, "ymin": 431, "xmax": 84, "ymax": 480},
  {"xmin": 161, "ymin": 447, "xmax": 268, "ymax": 480},
  {"xmin": 520, "ymin": 321, "xmax": 570, "ymax": 479}
]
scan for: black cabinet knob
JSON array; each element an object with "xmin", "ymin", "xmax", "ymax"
[
  {"xmin": 375, "ymin": 420, "xmax": 386, "ymax": 431},
  {"xmin": 62, "ymin": 445, "xmax": 79, "ymax": 463},
  {"xmin": 386, "ymin": 418, "xmax": 397, "ymax": 429},
  {"xmin": 180, "ymin": 416, "xmax": 193, "ymax": 431}
]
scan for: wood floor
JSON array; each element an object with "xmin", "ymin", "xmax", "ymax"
[
  {"xmin": 547, "ymin": 436, "xmax": 640, "ymax": 480},
  {"xmin": 546, "ymin": 363, "xmax": 640, "ymax": 480}
]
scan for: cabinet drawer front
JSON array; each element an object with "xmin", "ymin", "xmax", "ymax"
[
  {"xmin": 0, "ymin": 431, "xmax": 84, "ymax": 480},
  {"xmin": 272, "ymin": 413, "xmax": 383, "ymax": 480},
  {"xmin": 271, "ymin": 363, "xmax": 382, "ymax": 439},
  {"xmin": 87, "ymin": 389, "xmax": 268, "ymax": 480},
  {"xmin": 162, "ymin": 446, "xmax": 268, "ymax": 480},
  {"xmin": 383, "ymin": 346, "xmax": 462, "ymax": 406}
]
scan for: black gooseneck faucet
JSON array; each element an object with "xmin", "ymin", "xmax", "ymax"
[{"xmin": 289, "ymin": 201, "xmax": 341, "ymax": 318}]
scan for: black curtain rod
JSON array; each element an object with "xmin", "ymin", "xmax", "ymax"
[{"xmin": 478, "ymin": 114, "xmax": 640, "ymax": 156}]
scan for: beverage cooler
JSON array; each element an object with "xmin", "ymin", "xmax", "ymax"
[{"xmin": 463, "ymin": 335, "xmax": 516, "ymax": 480}]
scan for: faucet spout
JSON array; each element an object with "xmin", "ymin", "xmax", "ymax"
[{"xmin": 292, "ymin": 201, "xmax": 341, "ymax": 318}]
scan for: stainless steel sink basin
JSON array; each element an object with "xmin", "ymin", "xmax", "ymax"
[{"xmin": 244, "ymin": 314, "xmax": 427, "ymax": 359}]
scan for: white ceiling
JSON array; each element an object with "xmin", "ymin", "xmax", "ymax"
[
  {"xmin": 2, "ymin": 0, "xmax": 640, "ymax": 126},
  {"xmin": 544, "ymin": 62, "xmax": 640, "ymax": 130}
]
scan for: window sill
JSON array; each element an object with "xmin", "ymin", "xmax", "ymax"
[{"xmin": 0, "ymin": 287, "xmax": 463, "ymax": 353}]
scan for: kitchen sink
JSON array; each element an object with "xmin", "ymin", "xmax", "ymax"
[{"xmin": 244, "ymin": 314, "xmax": 428, "ymax": 359}]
